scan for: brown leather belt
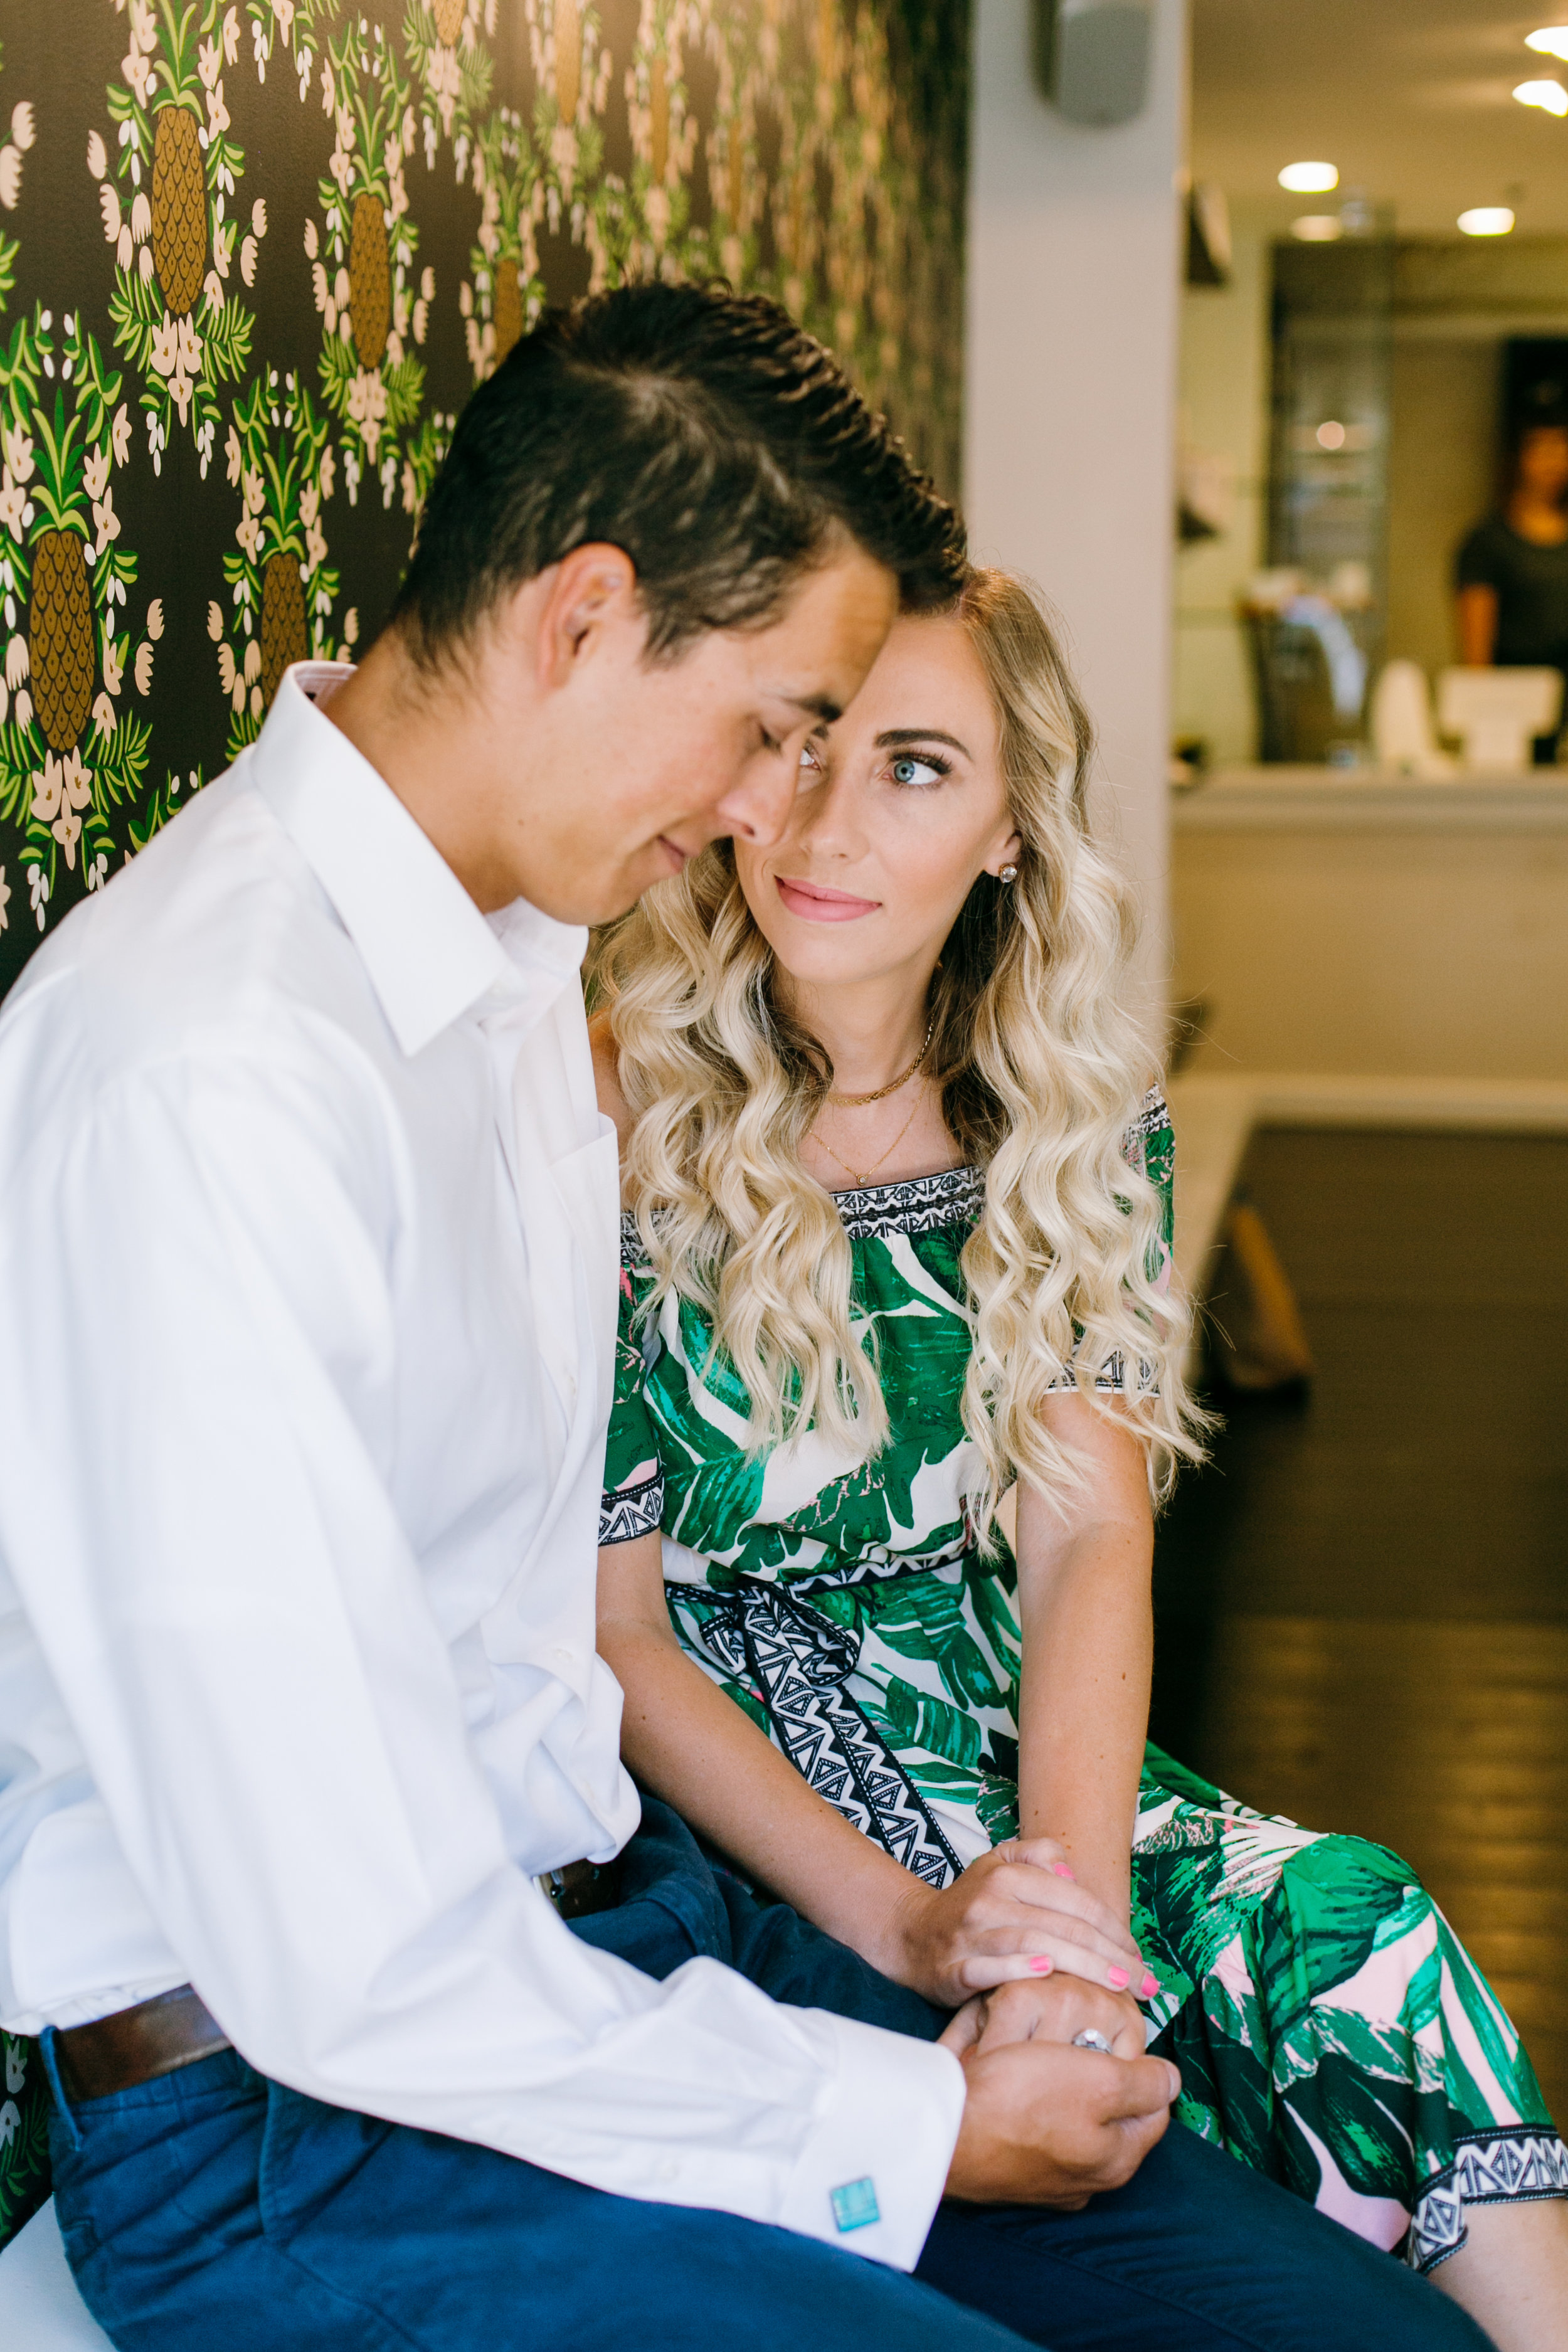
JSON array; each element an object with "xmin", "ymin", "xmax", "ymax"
[
  {"xmin": 56, "ymin": 1984, "xmax": 231, "ymax": 2102},
  {"xmin": 536, "ymin": 1852, "xmax": 623, "ymax": 1922},
  {"xmin": 54, "ymin": 1855, "xmax": 624, "ymax": 2102}
]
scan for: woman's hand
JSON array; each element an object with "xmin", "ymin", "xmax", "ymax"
[
  {"xmin": 885, "ymin": 1836, "xmax": 1161, "ymax": 2010},
  {"xmin": 940, "ymin": 1971, "xmax": 1148, "ymax": 2064}
]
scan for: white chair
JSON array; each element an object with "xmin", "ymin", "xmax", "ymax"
[
  {"xmin": 1436, "ymin": 665, "xmax": 1562, "ymax": 771},
  {"xmin": 0, "ymin": 2199, "xmax": 115, "ymax": 2348}
]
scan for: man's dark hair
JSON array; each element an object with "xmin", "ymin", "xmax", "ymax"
[{"xmin": 392, "ymin": 281, "xmax": 966, "ymax": 665}]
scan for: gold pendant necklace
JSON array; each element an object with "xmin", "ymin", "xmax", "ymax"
[
  {"xmin": 811, "ymin": 1096, "xmax": 923, "ymax": 1190},
  {"xmin": 824, "ymin": 1014, "xmax": 936, "ymax": 1108}
]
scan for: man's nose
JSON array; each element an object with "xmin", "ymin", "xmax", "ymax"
[{"xmin": 715, "ymin": 758, "xmax": 798, "ymax": 850}]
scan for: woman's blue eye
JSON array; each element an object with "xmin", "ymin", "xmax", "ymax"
[{"xmin": 890, "ymin": 755, "xmax": 943, "ymax": 787}]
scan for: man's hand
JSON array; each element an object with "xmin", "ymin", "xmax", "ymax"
[
  {"xmin": 940, "ymin": 2033, "xmax": 1180, "ymax": 2210},
  {"xmin": 886, "ymin": 1838, "xmax": 1157, "ymax": 2009}
]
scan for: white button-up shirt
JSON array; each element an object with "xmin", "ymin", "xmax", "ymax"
[{"xmin": 0, "ymin": 667, "xmax": 962, "ymax": 2268}]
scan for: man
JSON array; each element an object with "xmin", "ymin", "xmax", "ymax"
[{"xmin": 0, "ymin": 285, "xmax": 1489, "ymax": 2350}]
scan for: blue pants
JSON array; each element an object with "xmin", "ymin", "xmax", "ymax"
[{"xmin": 45, "ymin": 1803, "xmax": 1491, "ymax": 2352}]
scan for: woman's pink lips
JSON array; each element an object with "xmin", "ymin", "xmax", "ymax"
[{"xmin": 775, "ymin": 874, "xmax": 880, "ymax": 923}]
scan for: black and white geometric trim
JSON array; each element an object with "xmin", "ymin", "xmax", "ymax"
[
  {"xmin": 618, "ymin": 1169, "xmax": 988, "ymax": 1264},
  {"xmin": 1407, "ymin": 2127, "xmax": 1568, "ymax": 2272},
  {"xmin": 1123, "ymin": 1081, "xmax": 1170, "ymax": 1150},
  {"xmin": 832, "ymin": 1165, "xmax": 988, "ymax": 1241},
  {"xmin": 687, "ymin": 1576, "xmax": 965, "ymax": 1890},
  {"xmin": 598, "ymin": 1468, "xmax": 664, "ymax": 1547}
]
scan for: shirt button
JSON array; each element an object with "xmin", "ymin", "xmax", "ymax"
[
  {"xmin": 657, "ymin": 2159, "xmax": 678, "ymax": 2183},
  {"xmin": 552, "ymin": 1643, "xmax": 576, "ymax": 1667}
]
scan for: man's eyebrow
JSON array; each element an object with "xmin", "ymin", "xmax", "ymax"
[
  {"xmin": 874, "ymin": 726, "xmax": 972, "ymax": 758},
  {"xmin": 783, "ymin": 691, "xmax": 842, "ymax": 724}
]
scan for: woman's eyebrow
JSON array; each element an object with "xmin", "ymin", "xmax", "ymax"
[{"xmin": 874, "ymin": 726, "xmax": 972, "ymax": 758}]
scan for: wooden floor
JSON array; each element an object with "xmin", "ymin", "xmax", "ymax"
[{"xmin": 1150, "ymin": 1125, "xmax": 1568, "ymax": 2127}]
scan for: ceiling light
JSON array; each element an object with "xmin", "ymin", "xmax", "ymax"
[
  {"xmin": 1525, "ymin": 27, "xmax": 1568, "ymax": 60},
  {"xmin": 1279, "ymin": 161, "xmax": 1338, "ymax": 193},
  {"xmin": 1458, "ymin": 207, "xmax": 1515, "ymax": 236},
  {"xmin": 1291, "ymin": 215, "xmax": 1343, "ymax": 242},
  {"xmin": 1515, "ymin": 78, "xmax": 1568, "ymax": 114}
]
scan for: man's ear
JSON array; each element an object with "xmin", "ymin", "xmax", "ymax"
[{"xmin": 535, "ymin": 542, "xmax": 642, "ymax": 689}]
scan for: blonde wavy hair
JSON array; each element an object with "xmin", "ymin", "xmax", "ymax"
[{"xmin": 591, "ymin": 566, "xmax": 1206, "ymax": 1529}]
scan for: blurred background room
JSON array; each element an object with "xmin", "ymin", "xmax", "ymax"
[{"xmin": 0, "ymin": 5, "xmax": 1561, "ymax": 2329}]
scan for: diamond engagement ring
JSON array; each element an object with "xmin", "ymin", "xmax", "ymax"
[{"xmin": 1072, "ymin": 2028, "xmax": 1116, "ymax": 2053}]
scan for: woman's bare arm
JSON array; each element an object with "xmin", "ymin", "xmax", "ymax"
[
  {"xmin": 1013, "ymin": 1390, "xmax": 1155, "ymax": 1930},
  {"xmin": 1457, "ymin": 583, "xmax": 1498, "ymax": 666},
  {"xmin": 596, "ymin": 1527, "xmax": 1145, "ymax": 2006},
  {"xmin": 600, "ymin": 1529, "xmax": 921, "ymax": 1962}
]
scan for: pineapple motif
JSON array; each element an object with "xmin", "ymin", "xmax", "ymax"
[
  {"xmin": 151, "ymin": 106, "xmax": 207, "ymax": 317},
  {"xmin": 260, "ymin": 551, "xmax": 307, "ymax": 708},
  {"xmin": 650, "ymin": 56, "xmax": 669, "ymax": 181},
  {"xmin": 556, "ymin": 0, "xmax": 580, "ymax": 122},
  {"xmin": 348, "ymin": 191, "xmax": 391, "ymax": 372},
  {"xmin": 28, "ymin": 531, "xmax": 95, "ymax": 754},
  {"xmin": 432, "ymin": 0, "xmax": 466, "ymax": 40},
  {"xmin": 493, "ymin": 262, "xmax": 522, "ymax": 366}
]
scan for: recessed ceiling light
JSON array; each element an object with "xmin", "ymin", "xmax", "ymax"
[
  {"xmin": 1279, "ymin": 161, "xmax": 1338, "ymax": 193},
  {"xmin": 1515, "ymin": 78, "xmax": 1568, "ymax": 114},
  {"xmin": 1525, "ymin": 26, "xmax": 1568, "ymax": 60},
  {"xmin": 1292, "ymin": 215, "xmax": 1343, "ymax": 242},
  {"xmin": 1458, "ymin": 207, "xmax": 1515, "ymax": 236}
]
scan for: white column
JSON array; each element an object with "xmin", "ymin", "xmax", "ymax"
[{"xmin": 965, "ymin": 0, "xmax": 1189, "ymax": 1025}]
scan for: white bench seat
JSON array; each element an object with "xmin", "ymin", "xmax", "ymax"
[{"xmin": 0, "ymin": 2199, "xmax": 114, "ymax": 2348}]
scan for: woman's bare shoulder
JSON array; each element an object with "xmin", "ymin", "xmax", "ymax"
[{"xmin": 589, "ymin": 1010, "xmax": 635, "ymax": 1152}]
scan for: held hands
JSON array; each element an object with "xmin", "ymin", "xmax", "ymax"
[
  {"xmin": 938, "ymin": 1974, "xmax": 1179, "ymax": 2210},
  {"xmin": 886, "ymin": 1837, "xmax": 1160, "ymax": 2010}
]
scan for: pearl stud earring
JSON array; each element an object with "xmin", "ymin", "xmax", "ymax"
[{"xmin": 999, "ymin": 863, "xmax": 1019, "ymax": 883}]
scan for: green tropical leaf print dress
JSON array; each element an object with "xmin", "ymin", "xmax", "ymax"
[{"xmin": 601, "ymin": 1087, "xmax": 1567, "ymax": 2274}]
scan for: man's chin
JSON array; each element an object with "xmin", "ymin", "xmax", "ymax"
[
  {"xmin": 590, "ymin": 845, "xmax": 697, "ymax": 925},
  {"xmin": 526, "ymin": 840, "xmax": 694, "ymax": 930}
]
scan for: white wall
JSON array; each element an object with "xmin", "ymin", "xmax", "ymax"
[{"xmin": 965, "ymin": 0, "xmax": 1189, "ymax": 1029}]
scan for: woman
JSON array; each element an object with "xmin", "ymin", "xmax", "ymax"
[
  {"xmin": 591, "ymin": 569, "xmax": 1567, "ymax": 2348},
  {"xmin": 1456, "ymin": 416, "xmax": 1568, "ymax": 763}
]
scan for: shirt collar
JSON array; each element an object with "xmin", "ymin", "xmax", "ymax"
[{"xmin": 247, "ymin": 663, "xmax": 588, "ymax": 1057}]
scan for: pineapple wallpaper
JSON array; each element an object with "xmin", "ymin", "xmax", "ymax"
[{"xmin": 0, "ymin": 0, "xmax": 968, "ymax": 1005}]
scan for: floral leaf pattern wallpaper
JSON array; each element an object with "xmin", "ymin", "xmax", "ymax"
[{"xmin": 0, "ymin": 0, "xmax": 967, "ymax": 1001}]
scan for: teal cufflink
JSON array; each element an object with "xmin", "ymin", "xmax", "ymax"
[{"xmin": 830, "ymin": 2176, "xmax": 880, "ymax": 2233}]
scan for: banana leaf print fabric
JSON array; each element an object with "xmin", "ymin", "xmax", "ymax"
[
  {"xmin": 0, "ymin": 2029, "xmax": 48, "ymax": 2252},
  {"xmin": 600, "ymin": 1087, "xmax": 1567, "ymax": 2273}
]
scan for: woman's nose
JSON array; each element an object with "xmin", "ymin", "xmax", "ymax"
[{"xmin": 795, "ymin": 776, "xmax": 867, "ymax": 861}]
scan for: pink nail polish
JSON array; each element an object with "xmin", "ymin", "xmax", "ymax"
[
  {"xmin": 1029, "ymin": 1954, "xmax": 1053, "ymax": 1974},
  {"xmin": 1107, "ymin": 1966, "xmax": 1130, "ymax": 1989},
  {"xmin": 1141, "ymin": 1973, "xmax": 1160, "ymax": 2000},
  {"xmin": 1051, "ymin": 1862, "xmax": 1075, "ymax": 1878}
]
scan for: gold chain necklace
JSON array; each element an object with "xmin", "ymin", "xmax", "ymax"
[
  {"xmin": 810, "ymin": 1096, "xmax": 923, "ymax": 1190},
  {"xmin": 824, "ymin": 1014, "xmax": 936, "ymax": 1108}
]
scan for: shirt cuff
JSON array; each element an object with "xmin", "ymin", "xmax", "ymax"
[{"xmin": 776, "ymin": 2012, "xmax": 965, "ymax": 2271}]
